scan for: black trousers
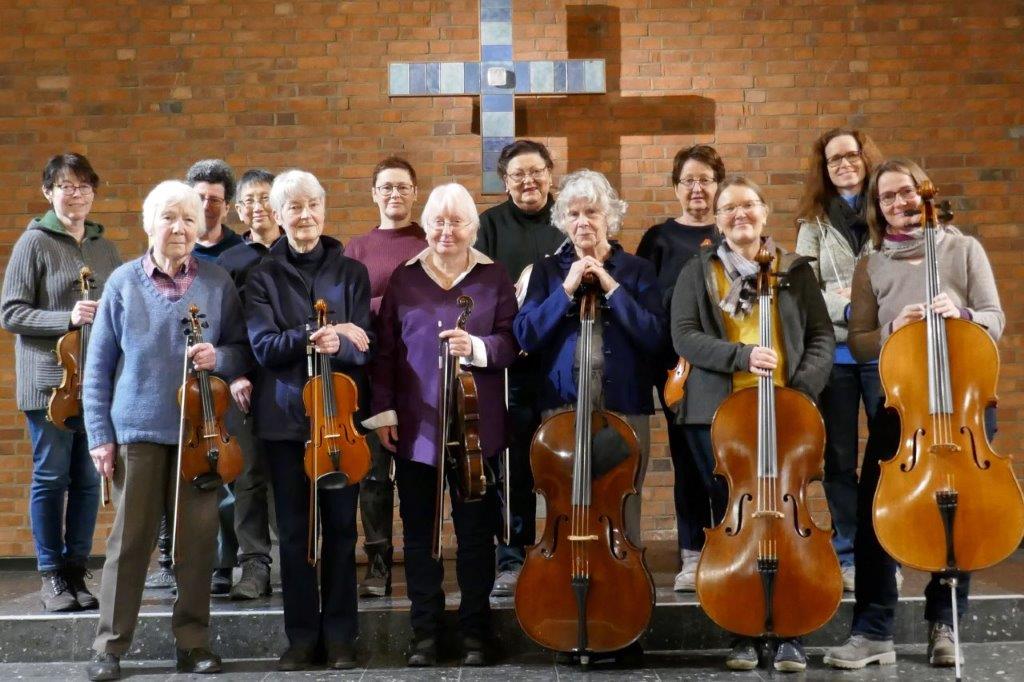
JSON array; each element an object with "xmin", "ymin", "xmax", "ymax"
[
  {"xmin": 495, "ymin": 372, "xmax": 542, "ymax": 571},
  {"xmin": 680, "ymin": 425, "xmax": 729, "ymax": 550},
  {"xmin": 264, "ymin": 439, "xmax": 358, "ymax": 649},
  {"xmin": 851, "ymin": 406, "xmax": 996, "ymax": 639},
  {"xmin": 661, "ymin": 392, "xmax": 717, "ymax": 552},
  {"xmin": 396, "ymin": 457, "xmax": 498, "ymax": 640},
  {"xmin": 358, "ymin": 431, "xmax": 394, "ymax": 560}
]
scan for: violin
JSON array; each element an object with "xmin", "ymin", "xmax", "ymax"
[
  {"xmin": 662, "ymin": 357, "xmax": 690, "ymax": 414},
  {"xmin": 696, "ymin": 241, "xmax": 842, "ymax": 638},
  {"xmin": 171, "ymin": 305, "xmax": 244, "ymax": 561},
  {"xmin": 303, "ymin": 299, "xmax": 371, "ymax": 563},
  {"xmin": 515, "ymin": 274, "xmax": 653, "ymax": 663},
  {"xmin": 873, "ymin": 182, "xmax": 1024, "ymax": 678},
  {"xmin": 432, "ymin": 295, "xmax": 486, "ymax": 560},
  {"xmin": 47, "ymin": 266, "xmax": 93, "ymax": 430}
]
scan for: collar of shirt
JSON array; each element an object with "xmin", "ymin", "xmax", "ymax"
[
  {"xmin": 406, "ymin": 246, "xmax": 493, "ymax": 290},
  {"xmin": 143, "ymin": 250, "xmax": 198, "ymax": 301}
]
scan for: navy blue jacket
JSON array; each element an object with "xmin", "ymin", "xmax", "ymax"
[
  {"xmin": 514, "ymin": 241, "xmax": 668, "ymax": 415},
  {"xmin": 216, "ymin": 234, "xmax": 282, "ymax": 303},
  {"xmin": 244, "ymin": 236, "xmax": 373, "ymax": 442}
]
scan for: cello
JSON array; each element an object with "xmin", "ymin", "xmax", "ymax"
[
  {"xmin": 47, "ymin": 266, "xmax": 93, "ymax": 430},
  {"xmin": 514, "ymin": 274, "xmax": 653, "ymax": 664},
  {"xmin": 873, "ymin": 182, "xmax": 1024, "ymax": 679},
  {"xmin": 172, "ymin": 304, "xmax": 244, "ymax": 560},
  {"xmin": 696, "ymin": 243, "xmax": 842, "ymax": 639},
  {"xmin": 304, "ymin": 298, "xmax": 371, "ymax": 564},
  {"xmin": 431, "ymin": 295, "xmax": 487, "ymax": 560}
]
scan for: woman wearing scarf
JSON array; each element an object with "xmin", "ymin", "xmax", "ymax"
[
  {"xmin": 794, "ymin": 128, "xmax": 883, "ymax": 590},
  {"xmin": 824, "ymin": 159, "xmax": 1004, "ymax": 671},
  {"xmin": 670, "ymin": 176, "xmax": 834, "ymax": 673}
]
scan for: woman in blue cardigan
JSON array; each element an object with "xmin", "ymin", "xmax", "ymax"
[{"xmin": 514, "ymin": 169, "xmax": 668, "ymax": 547}]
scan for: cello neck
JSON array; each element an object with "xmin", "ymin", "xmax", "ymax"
[
  {"xmin": 572, "ymin": 283, "xmax": 598, "ymax": 507},
  {"xmin": 918, "ymin": 182, "xmax": 954, "ymax": 417},
  {"xmin": 754, "ymin": 245, "xmax": 777, "ymax": 485}
]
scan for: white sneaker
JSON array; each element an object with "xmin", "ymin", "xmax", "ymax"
[
  {"xmin": 895, "ymin": 566, "xmax": 904, "ymax": 594},
  {"xmin": 674, "ymin": 549, "xmax": 701, "ymax": 592},
  {"xmin": 842, "ymin": 565, "xmax": 855, "ymax": 592}
]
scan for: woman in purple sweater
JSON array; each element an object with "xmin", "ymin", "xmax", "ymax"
[{"xmin": 367, "ymin": 183, "xmax": 518, "ymax": 668}]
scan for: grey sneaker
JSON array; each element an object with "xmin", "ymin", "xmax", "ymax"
[
  {"xmin": 725, "ymin": 638, "xmax": 759, "ymax": 670},
  {"xmin": 841, "ymin": 564, "xmax": 855, "ymax": 592},
  {"xmin": 144, "ymin": 565, "xmax": 176, "ymax": 590},
  {"xmin": 928, "ymin": 622, "xmax": 961, "ymax": 667},
  {"xmin": 490, "ymin": 569, "xmax": 519, "ymax": 598},
  {"xmin": 230, "ymin": 559, "xmax": 271, "ymax": 600},
  {"xmin": 39, "ymin": 570, "xmax": 78, "ymax": 612},
  {"xmin": 823, "ymin": 635, "xmax": 896, "ymax": 669}
]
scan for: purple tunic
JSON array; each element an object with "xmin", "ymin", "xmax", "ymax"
[{"xmin": 371, "ymin": 257, "xmax": 519, "ymax": 467}]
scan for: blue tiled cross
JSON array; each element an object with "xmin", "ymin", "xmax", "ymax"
[{"xmin": 388, "ymin": 0, "xmax": 606, "ymax": 194}]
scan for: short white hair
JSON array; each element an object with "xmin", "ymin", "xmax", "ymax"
[
  {"xmin": 551, "ymin": 169, "xmax": 627, "ymax": 236},
  {"xmin": 420, "ymin": 183, "xmax": 480, "ymax": 242},
  {"xmin": 142, "ymin": 180, "xmax": 204, "ymax": 236},
  {"xmin": 269, "ymin": 169, "xmax": 326, "ymax": 214}
]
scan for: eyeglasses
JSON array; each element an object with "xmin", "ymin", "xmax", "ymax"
[
  {"xmin": 678, "ymin": 176, "xmax": 717, "ymax": 189},
  {"xmin": 826, "ymin": 151, "xmax": 862, "ymax": 169},
  {"xmin": 506, "ymin": 167, "xmax": 549, "ymax": 184},
  {"xmin": 375, "ymin": 183, "xmax": 415, "ymax": 196},
  {"xmin": 199, "ymin": 194, "xmax": 225, "ymax": 207},
  {"xmin": 716, "ymin": 200, "xmax": 764, "ymax": 216},
  {"xmin": 55, "ymin": 183, "xmax": 94, "ymax": 196},
  {"xmin": 430, "ymin": 217, "xmax": 469, "ymax": 230},
  {"xmin": 239, "ymin": 194, "xmax": 271, "ymax": 208},
  {"xmin": 878, "ymin": 186, "xmax": 918, "ymax": 207}
]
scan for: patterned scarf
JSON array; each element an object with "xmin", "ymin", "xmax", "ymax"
[{"xmin": 717, "ymin": 239, "xmax": 775, "ymax": 319}]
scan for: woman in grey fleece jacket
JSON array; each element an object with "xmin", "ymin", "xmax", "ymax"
[{"xmin": 0, "ymin": 153, "xmax": 121, "ymax": 614}]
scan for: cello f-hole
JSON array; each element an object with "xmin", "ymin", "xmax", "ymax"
[
  {"xmin": 725, "ymin": 493, "xmax": 752, "ymax": 536},
  {"xmin": 900, "ymin": 428, "xmax": 925, "ymax": 472},
  {"xmin": 961, "ymin": 426, "xmax": 991, "ymax": 470},
  {"xmin": 598, "ymin": 515, "xmax": 627, "ymax": 560},
  {"xmin": 783, "ymin": 494, "xmax": 812, "ymax": 538}
]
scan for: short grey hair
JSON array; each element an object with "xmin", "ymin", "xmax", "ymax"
[
  {"xmin": 269, "ymin": 170, "xmax": 326, "ymax": 214},
  {"xmin": 551, "ymin": 169, "xmax": 627, "ymax": 236},
  {"xmin": 185, "ymin": 159, "xmax": 236, "ymax": 203},
  {"xmin": 142, "ymin": 180, "xmax": 204, "ymax": 236},
  {"xmin": 420, "ymin": 183, "xmax": 480, "ymax": 242}
]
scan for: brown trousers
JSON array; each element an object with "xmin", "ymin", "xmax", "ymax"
[{"xmin": 92, "ymin": 442, "xmax": 219, "ymax": 655}]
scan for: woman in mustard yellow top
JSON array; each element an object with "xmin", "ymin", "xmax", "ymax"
[{"xmin": 669, "ymin": 176, "xmax": 835, "ymax": 672}]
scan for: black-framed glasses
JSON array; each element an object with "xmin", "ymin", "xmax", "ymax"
[
  {"xmin": 55, "ymin": 183, "xmax": 94, "ymax": 196},
  {"xmin": 826, "ymin": 151, "xmax": 862, "ymax": 169},
  {"xmin": 375, "ymin": 183, "xmax": 415, "ymax": 196}
]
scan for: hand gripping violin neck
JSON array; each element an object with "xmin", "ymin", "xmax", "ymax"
[
  {"xmin": 696, "ymin": 240, "xmax": 842, "ymax": 639},
  {"xmin": 304, "ymin": 299, "xmax": 371, "ymax": 564},
  {"xmin": 514, "ymin": 273, "xmax": 654, "ymax": 663}
]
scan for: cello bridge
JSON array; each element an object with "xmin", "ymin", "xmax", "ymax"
[
  {"xmin": 928, "ymin": 443, "xmax": 961, "ymax": 454},
  {"xmin": 567, "ymin": 534, "xmax": 599, "ymax": 542}
]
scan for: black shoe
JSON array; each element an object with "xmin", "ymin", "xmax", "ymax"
[
  {"xmin": 175, "ymin": 647, "xmax": 222, "ymax": 674},
  {"xmin": 407, "ymin": 636, "xmax": 437, "ymax": 667},
  {"xmin": 144, "ymin": 565, "xmax": 176, "ymax": 590},
  {"xmin": 210, "ymin": 567, "xmax": 232, "ymax": 595},
  {"xmin": 461, "ymin": 635, "xmax": 487, "ymax": 667},
  {"xmin": 39, "ymin": 570, "xmax": 78, "ymax": 612},
  {"xmin": 278, "ymin": 643, "xmax": 318, "ymax": 671},
  {"xmin": 725, "ymin": 637, "xmax": 759, "ymax": 671},
  {"xmin": 774, "ymin": 638, "xmax": 807, "ymax": 672},
  {"xmin": 614, "ymin": 640, "xmax": 644, "ymax": 666},
  {"xmin": 64, "ymin": 564, "xmax": 99, "ymax": 610},
  {"xmin": 327, "ymin": 642, "xmax": 358, "ymax": 670},
  {"xmin": 86, "ymin": 652, "xmax": 120, "ymax": 681},
  {"xmin": 359, "ymin": 547, "xmax": 393, "ymax": 598},
  {"xmin": 230, "ymin": 559, "xmax": 271, "ymax": 600}
]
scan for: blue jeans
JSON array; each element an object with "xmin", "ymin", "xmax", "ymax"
[{"xmin": 25, "ymin": 409, "xmax": 100, "ymax": 572}]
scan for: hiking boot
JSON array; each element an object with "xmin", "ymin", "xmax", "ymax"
[
  {"xmin": 823, "ymin": 634, "xmax": 896, "ymax": 669},
  {"xmin": 928, "ymin": 621, "xmax": 961, "ymax": 667},
  {"xmin": 230, "ymin": 559, "xmax": 271, "ymax": 600},
  {"xmin": 144, "ymin": 565, "xmax": 175, "ymax": 590},
  {"xmin": 490, "ymin": 568, "xmax": 519, "ymax": 598},
  {"xmin": 210, "ymin": 567, "xmax": 232, "ymax": 595},
  {"xmin": 725, "ymin": 638, "xmax": 759, "ymax": 670},
  {"xmin": 359, "ymin": 547, "xmax": 392, "ymax": 598},
  {"xmin": 40, "ymin": 570, "xmax": 78, "ymax": 612},
  {"xmin": 773, "ymin": 638, "xmax": 807, "ymax": 672},
  {"xmin": 64, "ymin": 564, "xmax": 99, "ymax": 610}
]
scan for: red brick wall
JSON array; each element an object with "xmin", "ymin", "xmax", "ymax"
[{"xmin": 0, "ymin": 1, "xmax": 1021, "ymax": 557}]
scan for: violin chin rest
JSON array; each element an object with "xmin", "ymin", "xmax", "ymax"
[
  {"xmin": 191, "ymin": 472, "xmax": 224, "ymax": 492},
  {"xmin": 316, "ymin": 471, "xmax": 350, "ymax": 491}
]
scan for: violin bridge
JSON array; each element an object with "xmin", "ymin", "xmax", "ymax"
[{"xmin": 567, "ymin": 534, "xmax": 599, "ymax": 542}]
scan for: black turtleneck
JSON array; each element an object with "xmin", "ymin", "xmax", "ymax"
[
  {"xmin": 477, "ymin": 195, "xmax": 565, "ymax": 281},
  {"xmin": 286, "ymin": 239, "xmax": 326, "ymax": 292},
  {"xmin": 637, "ymin": 218, "xmax": 718, "ymax": 305}
]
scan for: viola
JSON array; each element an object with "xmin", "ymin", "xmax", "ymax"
[
  {"xmin": 873, "ymin": 182, "xmax": 1024, "ymax": 678},
  {"xmin": 515, "ymin": 274, "xmax": 653, "ymax": 663},
  {"xmin": 662, "ymin": 357, "xmax": 690, "ymax": 414},
  {"xmin": 696, "ymin": 242, "xmax": 842, "ymax": 638},
  {"xmin": 432, "ymin": 295, "xmax": 486, "ymax": 560},
  {"xmin": 303, "ymin": 299, "xmax": 371, "ymax": 564},
  {"xmin": 47, "ymin": 266, "xmax": 93, "ymax": 430}
]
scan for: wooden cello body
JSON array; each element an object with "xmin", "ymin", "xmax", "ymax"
[
  {"xmin": 873, "ymin": 183, "xmax": 1024, "ymax": 573},
  {"xmin": 696, "ymin": 244, "xmax": 842, "ymax": 639},
  {"xmin": 515, "ymin": 276, "xmax": 653, "ymax": 660}
]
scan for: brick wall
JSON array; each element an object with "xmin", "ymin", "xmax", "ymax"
[{"xmin": 0, "ymin": 0, "xmax": 1021, "ymax": 557}]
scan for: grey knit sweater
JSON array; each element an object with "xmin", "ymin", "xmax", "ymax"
[{"xmin": 0, "ymin": 212, "xmax": 122, "ymax": 411}]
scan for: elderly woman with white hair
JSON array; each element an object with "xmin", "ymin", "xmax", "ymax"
[
  {"xmin": 243, "ymin": 169, "xmax": 372, "ymax": 671},
  {"xmin": 367, "ymin": 182, "xmax": 518, "ymax": 668},
  {"xmin": 83, "ymin": 180, "xmax": 251, "ymax": 681},
  {"xmin": 514, "ymin": 169, "xmax": 667, "ymax": 548}
]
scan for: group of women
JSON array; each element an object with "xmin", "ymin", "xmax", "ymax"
[{"xmin": 0, "ymin": 127, "xmax": 1008, "ymax": 678}]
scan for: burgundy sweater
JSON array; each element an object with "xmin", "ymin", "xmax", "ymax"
[{"xmin": 345, "ymin": 223, "xmax": 427, "ymax": 318}]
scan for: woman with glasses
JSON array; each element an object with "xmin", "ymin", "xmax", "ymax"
[
  {"xmin": 366, "ymin": 183, "xmax": 518, "ymax": 667},
  {"xmin": 671, "ymin": 176, "xmax": 834, "ymax": 672},
  {"xmin": 824, "ymin": 158, "xmax": 1004, "ymax": 671},
  {"xmin": 637, "ymin": 144, "xmax": 725, "ymax": 593},
  {"xmin": 794, "ymin": 129, "xmax": 883, "ymax": 591},
  {"xmin": 476, "ymin": 140, "xmax": 565, "ymax": 598},
  {"xmin": 1, "ymin": 153, "xmax": 121, "ymax": 614}
]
